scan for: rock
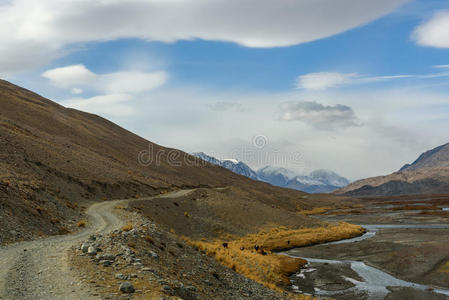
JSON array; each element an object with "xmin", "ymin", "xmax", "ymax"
[
  {"xmin": 130, "ymin": 274, "xmax": 138, "ymax": 278},
  {"xmin": 115, "ymin": 273, "xmax": 126, "ymax": 280},
  {"xmin": 87, "ymin": 246, "xmax": 97, "ymax": 255},
  {"xmin": 97, "ymin": 253, "xmax": 116, "ymax": 261},
  {"xmin": 81, "ymin": 243, "xmax": 90, "ymax": 253},
  {"xmin": 89, "ymin": 235, "xmax": 96, "ymax": 241},
  {"xmin": 99, "ymin": 260, "xmax": 112, "ymax": 266},
  {"xmin": 149, "ymin": 251, "xmax": 159, "ymax": 258},
  {"xmin": 186, "ymin": 286, "xmax": 197, "ymax": 292},
  {"xmin": 119, "ymin": 282, "xmax": 135, "ymax": 293},
  {"xmin": 161, "ymin": 285, "xmax": 172, "ymax": 294}
]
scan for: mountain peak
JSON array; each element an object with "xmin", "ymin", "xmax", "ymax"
[
  {"xmin": 400, "ymin": 142, "xmax": 449, "ymax": 172},
  {"xmin": 337, "ymin": 142, "xmax": 449, "ymax": 196}
]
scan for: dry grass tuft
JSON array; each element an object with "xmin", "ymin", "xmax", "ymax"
[
  {"xmin": 144, "ymin": 235, "xmax": 154, "ymax": 244},
  {"xmin": 439, "ymin": 261, "xmax": 449, "ymax": 273},
  {"xmin": 185, "ymin": 222, "xmax": 364, "ymax": 291},
  {"xmin": 76, "ymin": 220, "xmax": 86, "ymax": 228},
  {"xmin": 122, "ymin": 223, "xmax": 133, "ymax": 232},
  {"xmin": 299, "ymin": 207, "xmax": 331, "ymax": 215}
]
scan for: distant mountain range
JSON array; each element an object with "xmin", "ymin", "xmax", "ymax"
[
  {"xmin": 336, "ymin": 142, "xmax": 449, "ymax": 196},
  {"xmin": 192, "ymin": 152, "xmax": 259, "ymax": 180},
  {"xmin": 192, "ymin": 152, "xmax": 350, "ymax": 193}
]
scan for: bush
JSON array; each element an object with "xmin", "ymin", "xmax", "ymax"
[{"xmin": 77, "ymin": 220, "xmax": 86, "ymax": 228}]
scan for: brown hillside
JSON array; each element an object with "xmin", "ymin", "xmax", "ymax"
[{"xmin": 0, "ymin": 80, "xmax": 353, "ymax": 244}]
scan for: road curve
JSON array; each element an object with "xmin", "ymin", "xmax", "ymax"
[{"xmin": 0, "ymin": 189, "xmax": 193, "ymax": 300}]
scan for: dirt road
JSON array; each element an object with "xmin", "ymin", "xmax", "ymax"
[{"xmin": 0, "ymin": 190, "xmax": 192, "ymax": 300}]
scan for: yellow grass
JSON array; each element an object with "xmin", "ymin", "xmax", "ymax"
[
  {"xmin": 185, "ymin": 222, "xmax": 364, "ymax": 293},
  {"xmin": 76, "ymin": 220, "xmax": 86, "ymax": 228},
  {"xmin": 299, "ymin": 207, "xmax": 331, "ymax": 215},
  {"xmin": 121, "ymin": 223, "xmax": 134, "ymax": 232},
  {"xmin": 241, "ymin": 222, "xmax": 365, "ymax": 252},
  {"xmin": 439, "ymin": 261, "xmax": 449, "ymax": 273}
]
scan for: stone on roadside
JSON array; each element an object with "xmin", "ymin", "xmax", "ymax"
[
  {"xmin": 119, "ymin": 282, "xmax": 135, "ymax": 293},
  {"xmin": 115, "ymin": 273, "xmax": 127, "ymax": 280},
  {"xmin": 100, "ymin": 260, "xmax": 112, "ymax": 266},
  {"xmin": 96, "ymin": 253, "xmax": 116, "ymax": 261},
  {"xmin": 81, "ymin": 243, "xmax": 90, "ymax": 253},
  {"xmin": 87, "ymin": 246, "xmax": 97, "ymax": 255},
  {"xmin": 149, "ymin": 251, "xmax": 159, "ymax": 258}
]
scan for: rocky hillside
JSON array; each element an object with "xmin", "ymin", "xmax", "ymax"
[
  {"xmin": 400, "ymin": 143, "xmax": 449, "ymax": 172},
  {"xmin": 0, "ymin": 80, "xmax": 348, "ymax": 244},
  {"xmin": 336, "ymin": 143, "xmax": 449, "ymax": 196}
]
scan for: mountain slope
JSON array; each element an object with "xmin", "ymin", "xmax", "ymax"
[
  {"xmin": 400, "ymin": 143, "xmax": 449, "ymax": 172},
  {"xmin": 336, "ymin": 143, "xmax": 449, "ymax": 196},
  {"xmin": 0, "ymin": 80, "xmax": 348, "ymax": 244}
]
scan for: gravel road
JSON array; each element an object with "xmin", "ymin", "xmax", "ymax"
[{"xmin": 0, "ymin": 190, "xmax": 192, "ymax": 300}]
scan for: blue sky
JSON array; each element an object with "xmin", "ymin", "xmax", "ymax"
[
  {"xmin": 2, "ymin": 0, "xmax": 449, "ymax": 180},
  {"xmin": 26, "ymin": 0, "xmax": 448, "ymax": 93}
]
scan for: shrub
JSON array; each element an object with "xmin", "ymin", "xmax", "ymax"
[{"xmin": 77, "ymin": 220, "xmax": 87, "ymax": 228}]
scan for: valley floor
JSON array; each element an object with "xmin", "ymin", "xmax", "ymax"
[{"xmin": 285, "ymin": 195, "xmax": 449, "ymax": 299}]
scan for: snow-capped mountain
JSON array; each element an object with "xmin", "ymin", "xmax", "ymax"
[
  {"xmin": 257, "ymin": 166, "xmax": 298, "ymax": 187},
  {"xmin": 192, "ymin": 152, "xmax": 259, "ymax": 180},
  {"xmin": 192, "ymin": 152, "xmax": 350, "ymax": 193},
  {"xmin": 257, "ymin": 166, "xmax": 350, "ymax": 193}
]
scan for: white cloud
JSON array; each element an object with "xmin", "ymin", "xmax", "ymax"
[
  {"xmin": 0, "ymin": 0, "xmax": 406, "ymax": 73},
  {"xmin": 279, "ymin": 101, "xmax": 359, "ymax": 130},
  {"xmin": 297, "ymin": 72, "xmax": 358, "ymax": 90},
  {"xmin": 207, "ymin": 101, "xmax": 245, "ymax": 112},
  {"xmin": 63, "ymin": 94, "xmax": 135, "ymax": 116},
  {"xmin": 42, "ymin": 65, "xmax": 96, "ymax": 88},
  {"xmin": 433, "ymin": 64, "xmax": 449, "ymax": 69},
  {"xmin": 413, "ymin": 10, "xmax": 449, "ymax": 48},
  {"xmin": 296, "ymin": 70, "xmax": 449, "ymax": 90},
  {"xmin": 42, "ymin": 64, "xmax": 168, "ymax": 117},
  {"xmin": 42, "ymin": 65, "xmax": 167, "ymax": 94},
  {"xmin": 98, "ymin": 71, "xmax": 167, "ymax": 94},
  {"xmin": 70, "ymin": 87, "xmax": 83, "ymax": 95}
]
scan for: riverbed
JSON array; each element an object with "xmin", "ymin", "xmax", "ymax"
[{"xmin": 285, "ymin": 197, "xmax": 449, "ymax": 299}]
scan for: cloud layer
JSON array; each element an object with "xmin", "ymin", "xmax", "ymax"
[
  {"xmin": 42, "ymin": 65, "xmax": 167, "ymax": 95},
  {"xmin": 0, "ymin": 0, "xmax": 405, "ymax": 74},
  {"xmin": 297, "ymin": 72, "xmax": 358, "ymax": 90},
  {"xmin": 42, "ymin": 64, "xmax": 167, "ymax": 116},
  {"xmin": 279, "ymin": 101, "xmax": 358, "ymax": 130}
]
